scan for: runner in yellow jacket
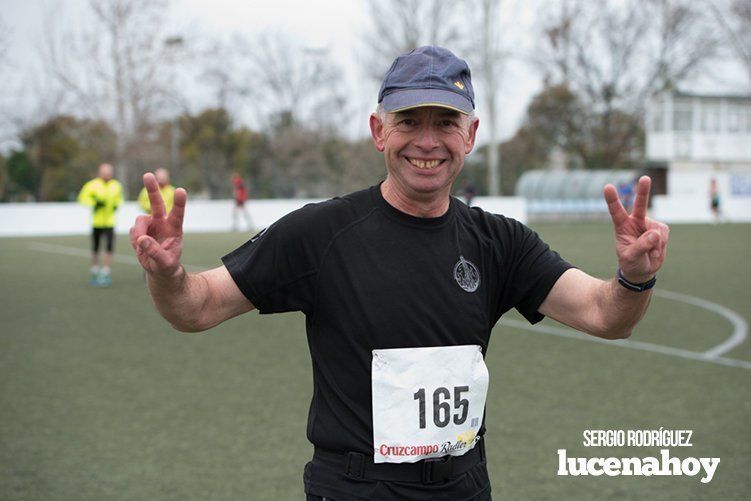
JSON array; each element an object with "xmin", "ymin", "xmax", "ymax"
[
  {"xmin": 138, "ymin": 168, "xmax": 175, "ymax": 215},
  {"xmin": 78, "ymin": 163, "xmax": 123, "ymax": 286}
]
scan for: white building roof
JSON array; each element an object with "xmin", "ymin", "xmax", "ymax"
[{"xmin": 646, "ymin": 91, "xmax": 751, "ymax": 164}]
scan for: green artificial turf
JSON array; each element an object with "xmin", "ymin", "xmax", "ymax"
[{"xmin": 1, "ymin": 223, "xmax": 749, "ymax": 500}]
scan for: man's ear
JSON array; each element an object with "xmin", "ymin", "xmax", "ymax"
[
  {"xmin": 369, "ymin": 113, "xmax": 386, "ymax": 152},
  {"xmin": 465, "ymin": 117, "xmax": 480, "ymax": 154}
]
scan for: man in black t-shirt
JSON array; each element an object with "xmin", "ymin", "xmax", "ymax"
[{"xmin": 130, "ymin": 46, "xmax": 670, "ymax": 500}]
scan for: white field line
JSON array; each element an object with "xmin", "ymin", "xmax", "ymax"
[
  {"xmin": 652, "ymin": 289, "xmax": 748, "ymax": 358},
  {"xmin": 499, "ymin": 318, "xmax": 751, "ymax": 371},
  {"xmin": 27, "ymin": 241, "xmax": 751, "ymax": 370},
  {"xmin": 27, "ymin": 242, "xmax": 203, "ymax": 272}
]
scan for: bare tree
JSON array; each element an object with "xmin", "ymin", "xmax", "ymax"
[
  {"xmin": 0, "ymin": 16, "xmax": 8, "ymax": 65},
  {"xmin": 0, "ymin": 17, "xmax": 14, "ymax": 145},
  {"xmin": 539, "ymin": 0, "xmax": 719, "ymax": 115},
  {"xmin": 211, "ymin": 32, "xmax": 352, "ymax": 196},
  {"xmin": 0, "ymin": 16, "xmax": 7, "ymax": 197},
  {"xmin": 709, "ymin": 0, "xmax": 751, "ymax": 88},
  {"xmin": 195, "ymin": 34, "xmax": 262, "ymax": 116},
  {"xmin": 232, "ymin": 32, "xmax": 347, "ymax": 132},
  {"xmin": 361, "ymin": 0, "xmax": 466, "ymax": 81},
  {"xmin": 534, "ymin": 0, "xmax": 719, "ymax": 168},
  {"xmin": 39, "ymin": 0, "xmax": 184, "ymax": 196}
]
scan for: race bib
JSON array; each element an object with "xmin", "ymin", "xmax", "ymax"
[{"xmin": 371, "ymin": 345, "xmax": 489, "ymax": 464}]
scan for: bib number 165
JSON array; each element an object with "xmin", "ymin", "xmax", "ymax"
[{"xmin": 413, "ymin": 386, "xmax": 469, "ymax": 429}]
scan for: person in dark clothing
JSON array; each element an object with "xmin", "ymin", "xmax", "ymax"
[{"xmin": 130, "ymin": 46, "xmax": 670, "ymax": 500}]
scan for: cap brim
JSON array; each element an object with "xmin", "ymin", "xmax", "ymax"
[{"xmin": 381, "ymin": 88, "xmax": 473, "ymax": 115}]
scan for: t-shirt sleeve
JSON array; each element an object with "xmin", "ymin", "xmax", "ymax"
[
  {"xmin": 496, "ymin": 217, "xmax": 575, "ymax": 324},
  {"xmin": 221, "ymin": 204, "xmax": 330, "ymax": 315}
]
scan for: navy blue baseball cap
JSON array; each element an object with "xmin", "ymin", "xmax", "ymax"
[{"xmin": 378, "ymin": 45, "xmax": 475, "ymax": 115}]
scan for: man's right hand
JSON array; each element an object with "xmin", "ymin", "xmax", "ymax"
[{"xmin": 130, "ymin": 172, "xmax": 187, "ymax": 277}]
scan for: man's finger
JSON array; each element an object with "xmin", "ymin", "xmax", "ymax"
[
  {"xmin": 658, "ymin": 223, "xmax": 669, "ymax": 260},
  {"xmin": 645, "ymin": 218, "xmax": 670, "ymax": 243},
  {"xmin": 168, "ymin": 187, "xmax": 187, "ymax": 230},
  {"xmin": 604, "ymin": 183, "xmax": 628, "ymax": 226},
  {"xmin": 660, "ymin": 236, "xmax": 667, "ymax": 258},
  {"xmin": 631, "ymin": 176, "xmax": 651, "ymax": 220},
  {"xmin": 136, "ymin": 235, "xmax": 171, "ymax": 270},
  {"xmin": 143, "ymin": 172, "xmax": 166, "ymax": 220},
  {"xmin": 628, "ymin": 230, "xmax": 661, "ymax": 261},
  {"xmin": 130, "ymin": 215, "xmax": 151, "ymax": 250}
]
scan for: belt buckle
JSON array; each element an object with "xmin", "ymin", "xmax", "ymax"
[{"xmin": 422, "ymin": 455, "xmax": 454, "ymax": 484}]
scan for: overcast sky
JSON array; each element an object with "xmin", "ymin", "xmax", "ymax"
[
  {"xmin": 0, "ymin": 0, "xmax": 548, "ymax": 148},
  {"xmin": 1, "ymin": 0, "xmax": 748, "ymax": 151}
]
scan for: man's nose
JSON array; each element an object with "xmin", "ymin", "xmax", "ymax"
[{"xmin": 413, "ymin": 124, "xmax": 441, "ymax": 150}]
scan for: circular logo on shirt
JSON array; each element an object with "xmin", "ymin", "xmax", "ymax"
[{"xmin": 454, "ymin": 256, "xmax": 480, "ymax": 292}]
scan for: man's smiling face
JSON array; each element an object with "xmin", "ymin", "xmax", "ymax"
[{"xmin": 370, "ymin": 106, "xmax": 479, "ymax": 202}]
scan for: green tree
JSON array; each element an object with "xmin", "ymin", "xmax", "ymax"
[
  {"xmin": 266, "ymin": 115, "xmax": 385, "ymax": 198},
  {"xmin": 231, "ymin": 126, "xmax": 272, "ymax": 198},
  {"xmin": 335, "ymin": 138, "xmax": 386, "ymax": 196},
  {"xmin": 178, "ymin": 108, "xmax": 270, "ymax": 198},
  {"xmin": 20, "ymin": 115, "xmax": 117, "ymax": 201},
  {"xmin": 498, "ymin": 125, "xmax": 554, "ymax": 195},
  {"xmin": 5, "ymin": 151, "xmax": 40, "ymax": 200},
  {"xmin": 494, "ymin": 83, "xmax": 646, "ymax": 195},
  {"xmin": 0, "ymin": 153, "xmax": 6, "ymax": 200},
  {"xmin": 525, "ymin": 84, "xmax": 586, "ymax": 165},
  {"xmin": 514, "ymin": 84, "xmax": 644, "ymax": 173}
]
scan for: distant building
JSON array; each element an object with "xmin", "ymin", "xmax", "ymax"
[
  {"xmin": 647, "ymin": 91, "xmax": 751, "ymax": 163},
  {"xmin": 645, "ymin": 91, "xmax": 751, "ymax": 222}
]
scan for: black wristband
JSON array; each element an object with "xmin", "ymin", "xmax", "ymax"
[{"xmin": 617, "ymin": 268, "xmax": 656, "ymax": 292}]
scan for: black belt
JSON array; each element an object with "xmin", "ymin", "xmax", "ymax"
[{"xmin": 313, "ymin": 438, "xmax": 485, "ymax": 484}]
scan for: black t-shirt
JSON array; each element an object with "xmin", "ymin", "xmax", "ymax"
[{"xmin": 222, "ymin": 184, "xmax": 573, "ymax": 499}]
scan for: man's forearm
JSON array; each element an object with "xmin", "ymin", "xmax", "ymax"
[
  {"xmin": 146, "ymin": 267, "xmax": 211, "ymax": 332},
  {"xmin": 594, "ymin": 279, "xmax": 652, "ymax": 339}
]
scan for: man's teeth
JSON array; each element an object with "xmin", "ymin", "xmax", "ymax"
[{"xmin": 408, "ymin": 158, "xmax": 441, "ymax": 169}]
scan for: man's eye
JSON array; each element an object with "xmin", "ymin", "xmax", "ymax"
[
  {"xmin": 394, "ymin": 119, "xmax": 418, "ymax": 129},
  {"xmin": 439, "ymin": 120, "xmax": 458, "ymax": 128}
]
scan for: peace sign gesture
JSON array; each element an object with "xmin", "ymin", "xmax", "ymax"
[
  {"xmin": 604, "ymin": 176, "xmax": 669, "ymax": 284},
  {"xmin": 129, "ymin": 172, "xmax": 187, "ymax": 277}
]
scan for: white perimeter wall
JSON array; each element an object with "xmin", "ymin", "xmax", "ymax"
[
  {"xmin": 652, "ymin": 195, "xmax": 751, "ymax": 223},
  {"xmin": 0, "ymin": 197, "xmax": 527, "ymax": 237},
  {"xmin": 651, "ymin": 167, "xmax": 751, "ymax": 223}
]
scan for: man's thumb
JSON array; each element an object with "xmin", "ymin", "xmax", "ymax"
[{"xmin": 633, "ymin": 230, "xmax": 660, "ymax": 255}]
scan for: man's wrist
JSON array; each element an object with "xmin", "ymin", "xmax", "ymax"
[
  {"xmin": 147, "ymin": 265, "xmax": 186, "ymax": 288},
  {"xmin": 616, "ymin": 268, "xmax": 656, "ymax": 292}
]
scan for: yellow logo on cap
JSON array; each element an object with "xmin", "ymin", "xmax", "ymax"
[{"xmin": 454, "ymin": 81, "xmax": 465, "ymax": 90}]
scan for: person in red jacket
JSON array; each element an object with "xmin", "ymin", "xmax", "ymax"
[{"xmin": 231, "ymin": 172, "xmax": 253, "ymax": 231}]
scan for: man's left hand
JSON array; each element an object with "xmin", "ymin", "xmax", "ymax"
[{"xmin": 604, "ymin": 176, "xmax": 669, "ymax": 284}]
